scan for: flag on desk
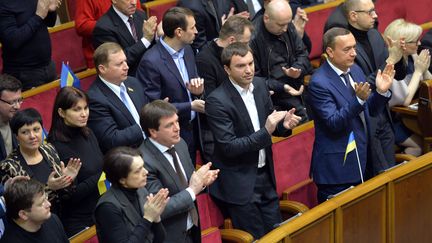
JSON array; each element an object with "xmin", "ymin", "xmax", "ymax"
[
  {"xmin": 60, "ymin": 62, "xmax": 81, "ymax": 88},
  {"xmin": 343, "ymin": 131, "xmax": 357, "ymax": 165},
  {"xmin": 97, "ymin": 172, "xmax": 111, "ymax": 195}
]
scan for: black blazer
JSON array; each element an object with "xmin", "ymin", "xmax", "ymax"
[
  {"xmin": 196, "ymin": 40, "xmax": 228, "ymax": 98},
  {"xmin": 87, "ymin": 76, "xmax": 147, "ymax": 153},
  {"xmin": 177, "ymin": 0, "xmax": 244, "ymax": 51},
  {"xmin": 205, "ymin": 77, "xmax": 291, "ymax": 205},
  {"xmin": 93, "ymin": 6, "xmax": 150, "ymax": 76}
]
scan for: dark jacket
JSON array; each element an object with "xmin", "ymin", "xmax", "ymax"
[{"xmin": 251, "ymin": 15, "xmax": 312, "ymax": 93}]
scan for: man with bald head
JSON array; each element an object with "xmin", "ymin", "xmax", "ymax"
[{"xmin": 250, "ymin": 0, "xmax": 312, "ymax": 124}]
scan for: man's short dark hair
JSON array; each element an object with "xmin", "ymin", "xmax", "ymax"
[
  {"xmin": 140, "ymin": 100, "xmax": 177, "ymax": 137},
  {"xmin": 103, "ymin": 146, "xmax": 142, "ymax": 187},
  {"xmin": 323, "ymin": 27, "xmax": 352, "ymax": 50},
  {"xmin": 221, "ymin": 42, "xmax": 253, "ymax": 67},
  {"xmin": 0, "ymin": 74, "xmax": 22, "ymax": 96},
  {"xmin": 219, "ymin": 16, "xmax": 254, "ymax": 40},
  {"xmin": 4, "ymin": 178, "xmax": 45, "ymax": 220},
  {"xmin": 162, "ymin": 7, "xmax": 194, "ymax": 38},
  {"xmin": 93, "ymin": 42, "xmax": 124, "ymax": 74},
  {"xmin": 10, "ymin": 108, "xmax": 43, "ymax": 135}
]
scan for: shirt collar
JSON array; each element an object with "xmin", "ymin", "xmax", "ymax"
[
  {"xmin": 160, "ymin": 38, "xmax": 185, "ymax": 59},
  {"xmin": 327, "ymin": 59, "xmax": 351, "ymax": 76},
  {"xmin": 113, "ymin": 6, "xmax": 131, "ymax": 23},
  {"xmin": 149, "ymin": 138, "xmax": 171, "ymax": 153},
  {"xmin": 229, "ymin": 78, "xmax": 254, "ymax": 95},
  {"xmin": 99, "ymin": 75, "xmax": 122, "ymax": 97}
]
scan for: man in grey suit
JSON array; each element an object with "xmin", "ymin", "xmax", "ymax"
[{"xmin": 139, "ymin": 100, "xmax": 219, "ymax": 243}]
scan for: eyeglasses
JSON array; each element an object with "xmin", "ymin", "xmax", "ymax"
[
  {"xmin": 354, "ymin": 8, "xmax": 377, "ymax": 16},
  {"xmin": 0, "ymin": 97, "xmax": 23, "ymax": 106},
  {"xmin": 406, "ymin": 39, "xmax": 420, "ymax": 44}
]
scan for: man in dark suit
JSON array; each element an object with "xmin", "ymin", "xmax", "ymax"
[
  {"xmin": 139, "ymin": 100, "xmax": 218, "ymax": 243},
  {"xmin": 420, "ymin": 29, "xmax": 432, "ymax": 73},
  {"xmin": 308, "ymin": 28, "xmax": 394, "ymax": 203},
  {"xmin": 205, "ymin": 42, "xmax": 301, "ymax": 239},
  {"xmin": 196, "ymin": 15, "xmax": 254, "ymax": 162},
  {"xmin": 87, "ymin": 42, "xmax": 148, "ymax": 153},
  {"xmin": 0, "ymin": 74, "xmax": 22, "ymax": 161},
  {"xmin": 136, "ymin": 7, "xmax": 204, "ymax": 163},
  {"xmin": 177, "ymin": 0, "xmax": 250, "ymax": 51},
  {"xmin": 325, "ymin": 0, "xmax": 406, "ymax": 175},
  {"xmin": 93, "ymin": 0, "xmax": 157, "ymax": 76}
]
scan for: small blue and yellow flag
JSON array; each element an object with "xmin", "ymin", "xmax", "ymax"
[
  {"xmin": 343, "ymin": 131, "xmax": 357, "ymax": 164},
  {"xmin": 60, "ymin": 62, "xmax": 81, "ymax": 88},
  {"xmin": 41, "ymin": 127, "xmax": 48, "ymax": 144},
  {"xmin": 97, "ymin": 172, "xmax": 111, "ymax": 195}
]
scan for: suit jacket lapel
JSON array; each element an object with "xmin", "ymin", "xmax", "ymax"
[
  {"xmin": 202, "ymin": 0, "xmax": 220, "ymax": 29},
  {"xmin": 144, "ymin": 139, "xmax": 188, "ymax": 190},
  {"xmin": 108, "ymin": 7, "xmax": 136, "ymax": 45},
  {"xmin": 158, "ymin": 43, "xmax": 188, "ymax": 89},
  {"xmin": 355, "ymin": 44, "xmax": 374, "ymax": 73},
  {"xmin": 323, "ymin": 62, "xmax": 353, "ymax": 102},
  {"xmin": 95, "ymin": 78, "xmax": 136, "ymax": 124},
  {"xmin": 252, "ymin": 79, "xmax": 267, "ymax": 127},
  {"xmin": 223, "ymin": 81, "xmax": 255, "ymax": 132},
  {"xmin": 111, "ymin": 187, "xmax": 143, "ymax": 225}
]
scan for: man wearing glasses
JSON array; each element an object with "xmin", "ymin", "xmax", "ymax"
[{"xmin": 0, "ymin": 74, "xmax": 23, "ymax": 161}]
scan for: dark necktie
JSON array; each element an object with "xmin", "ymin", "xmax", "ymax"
[
  {"xmin": 341, "ymin": 73, "xmax": 355, "ymax": 96},
  {"xmin": 246, "ymin": 0, "xmax": 256, "ymax": 19},
  {"xmin": 128, "ymin": 17, "xmax": 138, "ymax": 42},
  {"xmin": 166, "ymin": 147, "xmax": 199, "ymax": 226}
]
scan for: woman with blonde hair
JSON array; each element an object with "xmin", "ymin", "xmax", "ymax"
[{"xmin": 384, "ymin": 18, "xmax": 432, "ymax": 156}]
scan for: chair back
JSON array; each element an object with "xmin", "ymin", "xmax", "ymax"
[{"xmin": 418, "ymin": 80, "xmax": 432, "ymax": 137}]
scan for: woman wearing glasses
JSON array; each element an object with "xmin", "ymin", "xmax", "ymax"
[{"xmin": 384, "ymin": 18, "xmax": 432, "ymax": 156}]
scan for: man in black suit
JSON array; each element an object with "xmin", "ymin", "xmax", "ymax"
[
  {"xmin": 93, "ymin": 0, "xmax": 157, "ymax": 76},
  {"xmin": 87, "ymin": 42, "xmax": 148, "ymax": 153},
  {"xmin": 327, "ymin": 0, "xmax": 406, "ymax": 175},
  {"xmin": 177, "ymin": 0, "xmax": 249, "ymax": 51},
  {"xmin": 196, "ymin": 15, "xmax": 254, "ymax": 162},
  {"xmin": 0, "ymin": 74, "xmax": 22, "ymax": 161},
  {"xmin": 205, "ymin": 42, "xmax": 301, "ymax": 239},
  {"xmin": 139, "ymin": 100, "xmax": 218, "ymax": 243}
]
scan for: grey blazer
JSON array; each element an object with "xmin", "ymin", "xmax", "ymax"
[{"xmin": 139, "ymin": 138, "xmax": 200, "ymax": 243}]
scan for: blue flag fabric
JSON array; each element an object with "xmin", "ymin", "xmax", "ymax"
[
  {"xmin": 60, "ymin": 63, "xmax": 81, "ymax": 88},
  {"xmin": 344, "ymin": 131, "xmax": 357, "ymax": 164}
]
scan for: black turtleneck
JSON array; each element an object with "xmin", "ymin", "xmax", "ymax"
[
  {"xmin": 50, "ymin": 126, "xmax": 103, "ymax": 237},
  {"xmin": 349, "ymin": 24, "xmax": 376, "ymax": 70}
]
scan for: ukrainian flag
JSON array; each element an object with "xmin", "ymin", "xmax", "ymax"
[
  {"xmin": 344, "ymin": 131, "xmax": 357, "ymax": 164},
  {"xmin": 60, "ymin": 62, "xmax": 81, "ymax": 88},
  {"xmin": 97, "ymin": 172, "xmax": 111, "ymax": 195}
]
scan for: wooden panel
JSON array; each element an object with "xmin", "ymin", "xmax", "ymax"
[
  {"xmin": 340, "ymin": 187, "xmax": 387, "ymax": 243},
  {"xmin": 393, "ymin": 166, "xmax": 432, "ymax": 243},
  {"xmin": 290, "ymin": 214, "xmax": 334, "ymax": 243}
]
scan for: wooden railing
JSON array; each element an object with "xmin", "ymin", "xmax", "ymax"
[{"xmin": 257, "ymin": 152, "xmax": 432, "ymax": 243}]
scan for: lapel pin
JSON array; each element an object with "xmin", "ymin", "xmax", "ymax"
[{"xmin": 127, "ymin": 87, "xmax": 134, "ymax": 92}]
